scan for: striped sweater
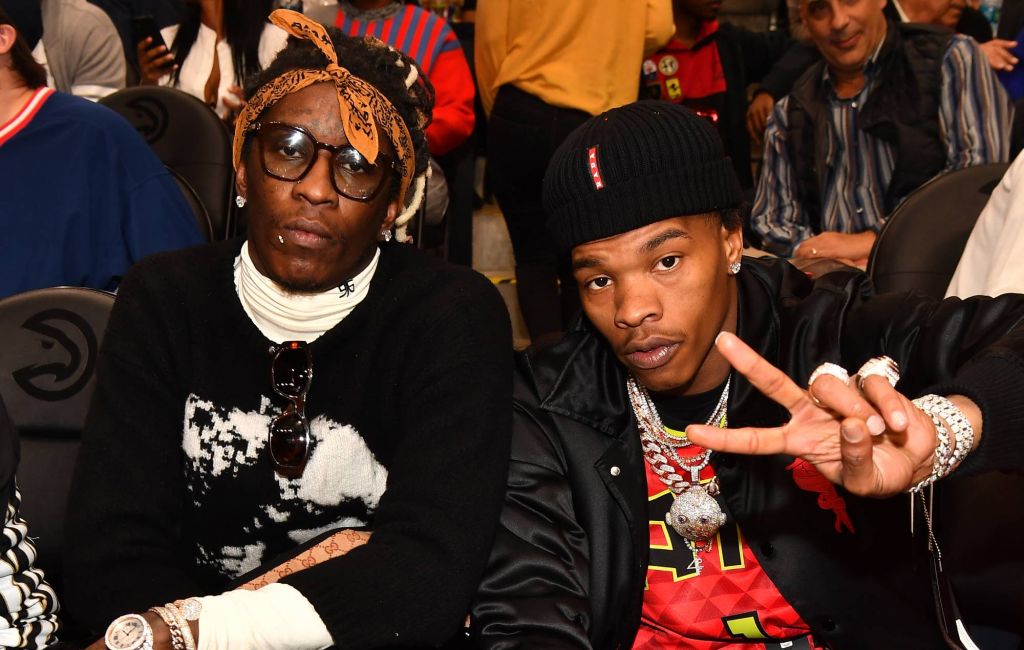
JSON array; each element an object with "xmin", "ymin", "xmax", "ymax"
[{"xmin": 0, "ymin": 396, "xmax": 59, "ymax": 649}]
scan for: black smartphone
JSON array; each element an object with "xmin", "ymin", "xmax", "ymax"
[{"xmin": 132, "ymin": 15, "xmax": 170, "ymax": 55}]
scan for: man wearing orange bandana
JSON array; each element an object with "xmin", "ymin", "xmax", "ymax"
[{"xmin": 65, "ymin": 11, "xmax": 512, "ymax": 650}]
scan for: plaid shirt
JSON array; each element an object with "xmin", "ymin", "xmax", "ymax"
[{"xmin": 752, "ymin": 34, "xmax": 1012, "ymax": 256}]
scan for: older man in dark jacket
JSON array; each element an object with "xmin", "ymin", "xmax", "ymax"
[
  {"xmin": 751, "ymin": 0, "xmax": 1011, "ymax": 266},
  {"xmin": 470, "ymin": 101, "xmax": 1024, "ymax": 649}
]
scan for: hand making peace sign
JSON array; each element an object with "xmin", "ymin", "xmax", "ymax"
[{"xmin": 686, "ymin": 333, "xmax": 983, "ymax": 498}]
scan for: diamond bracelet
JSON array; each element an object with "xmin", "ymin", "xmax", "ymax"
[{"xmin": 909, "ymin": 394, "xmax": 975, "ymax": 492}]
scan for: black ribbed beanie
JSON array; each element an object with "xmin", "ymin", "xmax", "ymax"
[{"xmin": 543, "ymin": 101, "xmax": 742, "ymax": 251}]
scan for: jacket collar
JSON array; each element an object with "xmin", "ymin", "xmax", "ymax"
[{"xmin": 529, "ymin": 257, "xmax": 791, "ymax": 439}]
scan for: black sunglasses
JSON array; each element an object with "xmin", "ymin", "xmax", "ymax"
[
  {"xmin": 247, "ymin": 121, "xmax": 396, "ymax": 202},
  {"xmin": 270, "ymin": 340, "xmax": 313, "ymax": 478}
]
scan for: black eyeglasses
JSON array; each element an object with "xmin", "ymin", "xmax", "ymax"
[
  {"xmin": 270, "ymin": 340, "xmax": 313, "ymax": 478},
  {"xmin": 247, "ymin": 122, "xmax": 395, "ymax": 201}
]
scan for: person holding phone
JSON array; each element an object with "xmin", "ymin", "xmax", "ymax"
[{"xmin": 137, "ymin": 0, "xmax": 287, "ymax": 121}]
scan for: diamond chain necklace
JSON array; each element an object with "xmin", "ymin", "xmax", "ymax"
[{"xmin": 628, "ymin": 375, "xmax": 731, "ymax": 574}]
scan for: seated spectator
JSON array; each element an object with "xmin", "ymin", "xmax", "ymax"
[
  {"xmin": 305, "ymin": 0, "xmax": 475, "ymax": 157},
  {"xmin": 750, "ymin": 0, "xmax": 1011, "ymax": 265},
  {"xmin": 0, "ymin": 394, "xmax": 60, "ymax": 649},
  {"xmin": 0, "ymin": 10, "xmax": 201, "ymax": 298},
  {"xmin": 643, "ymin": 0, "xmax": 791, "ymax": 190},
  {"xmin": 1, "ymin": 0, "xmax": 125, "ymax": 100},
  {"xmin": 138, "ymin": 0, "xmax": 286, "ymax": 121},
  {"xmin": 471, "ymin": 101, "xmax": 1024, "ymax": 648},
  {"xmin": 947, "ymin": 150, "xmax": 1024, "ymax": 296},
  {"xmin": 746, "ymin": 0, "xmax": 1016, "ymax": 152},
  {"xmin": 64, "ymin": 11, "xmax": 511, "ymax": 649},
  {"xmin": 86, "ymin": 0, "xmax": 184, "ymax": 75}
]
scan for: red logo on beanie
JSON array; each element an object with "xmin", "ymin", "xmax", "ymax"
[{"xmin": 588, "ymin": 146, "xmax": 605, "ymax": 190}]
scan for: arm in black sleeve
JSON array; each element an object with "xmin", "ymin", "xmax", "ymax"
[
  {"xmin": 281, "ymin": 272, "xmax": 514, "ymax": 648},
  {"xmin": 63, "ymin": 265, "xmax": 204, "ymax": 631},
  {"xmin": 840, "ymin": 288, "xmax": 1024, "ymax": 475},
  {"xmin": 470, "ymin": 388, "xmax": 593, "ymax": 648},
  {"xmin": 756, "ymin": 40, "xmax": 821, "ymax": 100}
]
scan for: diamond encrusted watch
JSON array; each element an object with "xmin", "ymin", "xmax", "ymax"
[{"xmin": 105, "ymin": 613, "xmax": 154, "ymax": 650}]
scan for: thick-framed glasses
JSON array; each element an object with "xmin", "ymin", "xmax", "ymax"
[
  {"xmin": 269, "ymin": 340, "xmax": 313, "ymax": 478},
  {"xmin": 247, "ymin": 121, "xmax": 396, "ymax": 202}
]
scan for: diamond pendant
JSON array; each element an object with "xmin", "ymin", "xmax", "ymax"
[{"xmin": 666, "ymin": 484, "xmax": 727, "ymax": 542}]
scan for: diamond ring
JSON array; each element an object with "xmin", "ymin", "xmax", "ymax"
[
  {"xmin": 807, "ymin": 362, "xmax": 851, "ymax": 406},
  {"xmin": 854, "ymin": 356, "xmax": 900, "ymax": 392}
]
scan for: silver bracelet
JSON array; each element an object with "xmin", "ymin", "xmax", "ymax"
[
  {"xmin": 909, "ymin": 394, "xmax": 975, "ymax": 492},
  {"xmin": 163, "ymin": 603, "xmax": 195, "ymax": 650},
  {"xmin": 916, "ymin": 394, "xmax": 975, "ymax": 473},
  {"xmin": 173, "ymin": 598, "xmax": 202, "ymax": 622},
  {"xmin": 909, "ymin": 408, "xmax": 951, "ymax": 493}
]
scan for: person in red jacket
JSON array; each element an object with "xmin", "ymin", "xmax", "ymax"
[{"xmin": 306, "ymin": 0, "xmax": 474, "ymax": 156}]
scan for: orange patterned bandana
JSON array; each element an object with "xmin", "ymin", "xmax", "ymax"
[{"xmin": 233, "ymin": 9, "xmax": 415, "ymax": 206}]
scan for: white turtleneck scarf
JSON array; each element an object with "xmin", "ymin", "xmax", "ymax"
[{"xmin": 233, "ymin": 241, "xmax": 380, "ymax": 343}]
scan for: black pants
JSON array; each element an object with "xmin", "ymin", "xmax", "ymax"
[{"xmin": 487, "ymin": 85, "xmax": 588, "ymax": 342}]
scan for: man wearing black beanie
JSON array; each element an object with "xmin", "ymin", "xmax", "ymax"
[{"xmin": 471, "ymin": 101, "xmax": 1024, "ymax": 648}]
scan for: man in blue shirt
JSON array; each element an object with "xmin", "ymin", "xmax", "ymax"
[{"xmin": 0, "ymin": 7, "xmax": 201, "ymax": 298}]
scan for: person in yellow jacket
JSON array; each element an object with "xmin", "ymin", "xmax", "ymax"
[{"xmin": 476, "ymin": 0, "xmax": 673, "ymax": 344}]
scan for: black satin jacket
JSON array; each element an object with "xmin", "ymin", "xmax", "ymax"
[{"xmin": 471, "ymin": 257, "xmax": 1024, "ymax": 649}]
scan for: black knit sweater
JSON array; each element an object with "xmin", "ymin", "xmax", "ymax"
[{"xmin": 64, "ymin": 239, "xmax": 513, "ymax": 647}]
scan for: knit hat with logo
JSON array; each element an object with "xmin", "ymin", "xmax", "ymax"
[{"xmin": 542, "ymin": 101, "xmax": 741, "ymax": 251}]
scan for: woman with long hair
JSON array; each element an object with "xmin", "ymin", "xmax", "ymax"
[{"xmin": 137, "ymin": 0, "xmax": 286, "ymax": 120}]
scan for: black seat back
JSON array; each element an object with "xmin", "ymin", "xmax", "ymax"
[
  {"xmin": 168, "ymin": 166, "xmax": 214, "ymax": 241},
  {"xmin": 868, "ymin": 163, "xmax": 1009, "ymax": 299},
  {"xmin": 101, "ymin": 86, "xmax": 235, "ymax": 239},
  {"xmin": 0, "ymin": 287, "xmax": 115, "ymax": 591}
]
